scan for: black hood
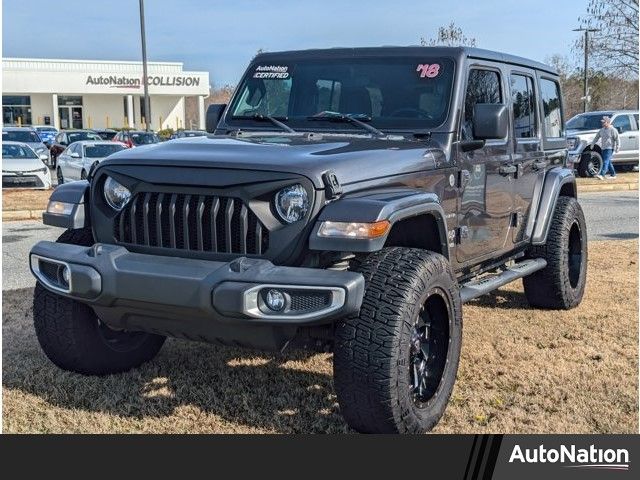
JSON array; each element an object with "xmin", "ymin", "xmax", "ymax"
[{"xmin": 100, "ymin": 134, "xmax": 450, "ymax": 189}]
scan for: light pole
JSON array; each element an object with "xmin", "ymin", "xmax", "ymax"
[
  {"xmin": 139, "ymin": 0, "xmax": 151, "ymax": 131},
  {"xmin": 573, "ymin": 27, "xmax": 599, "ymax": 113}
]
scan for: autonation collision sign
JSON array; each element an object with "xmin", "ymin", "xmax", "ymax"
[{"xmin": 85, "ymin": 75, "xmax": 201, "ymax": 88}]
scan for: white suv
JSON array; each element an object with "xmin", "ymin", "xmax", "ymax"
[{"xmin": 567, "ymin": 110, "xmax": 639, "ymax": 177}]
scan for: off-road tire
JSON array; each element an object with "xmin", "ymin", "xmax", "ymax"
[
  {"xmin": 523, "ymin": 196, "xmax": 587, "ymax": 309},
  {"xmin": 334, "ymin": 247, "xmax": 462, "ymax": 433},
  {"xmin": 577, "ymin": 150, "xmax": 602, "ymax": 177},
  {"xmin": 33, "ymin": 227, "xmax": 166, "ymax": 375}
]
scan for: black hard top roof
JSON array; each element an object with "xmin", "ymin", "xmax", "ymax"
[{"xmin": 254, "ymin": 46, "xmax": 558, "ymax": 76}]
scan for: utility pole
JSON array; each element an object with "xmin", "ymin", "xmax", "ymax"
[
  {"xmin": 573, "ymin": 27, "xmax": 599, "ymax": 113},
  {"xmin": 139, "ymin": 0, "xmax": 151, "ymax": 131}
]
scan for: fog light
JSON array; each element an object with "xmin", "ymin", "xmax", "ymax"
[
  {"xmin": 61, "ymin": 265, "xmax": 70, "ymax": 284},
  {"xmin": 265, "ymin": 289, "xmax": 286, "ymax": 311}
]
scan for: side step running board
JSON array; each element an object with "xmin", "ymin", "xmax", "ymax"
[{"xmin": 459, "ymin": 258, "xmax": 547, "ymax": 303}]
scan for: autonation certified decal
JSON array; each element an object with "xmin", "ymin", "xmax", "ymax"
[
  {"xmin": 253, "ymin": 65, "xmax": 289, "ymax": 79},
  {"xmin": 509, "ymin": 443, "xmax": 630, "ymax": 471}
]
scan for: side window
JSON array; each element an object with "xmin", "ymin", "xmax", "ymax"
[
  {"xmin": 612, "ymin": 115, "xmax": 632, "ymax": 134},
  {"xmin": 510, "ymin": 74, "xmax": 537, "ymax": 138},
  {"xmin": 634, "ymin": 114, "xmax": 639, "ymax": 130},
  {"xmin": 463, "ymin": 69, "xmax": 502, "ymax": 139},
  {"xmin": 539, "ymin": 78, "xmax": 563, "ymax": 138}
]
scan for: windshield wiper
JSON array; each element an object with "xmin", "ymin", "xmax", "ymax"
[
  {"xmin": 233, "ymin": 114, "xmax": 296, "ymax": 133},
  {"xmin": 307, "ymin": 111, "xmax": 385, "ymax": 137}
]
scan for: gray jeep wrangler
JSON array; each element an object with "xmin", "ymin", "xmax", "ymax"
[{"xmin": 30, "ymin": 47, "xmax": 587, "ymax": 434}]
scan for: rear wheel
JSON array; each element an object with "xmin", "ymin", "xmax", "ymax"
[
  {"xmin": 334, "ymin": 248, "xmax": 462, "ymax": 433},
  {"xmin": 578, "ymin": 150, "xmax": 602, "ymax": 177},
  {"xmin": 33, "ymin": 228, "xmax": 166, "ymax": 375},
  {"xmin": 523, "ymin": 196, "xmax": 588, "ymax": 309}
]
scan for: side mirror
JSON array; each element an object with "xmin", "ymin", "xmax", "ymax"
[
  {"xmin": 616, "ymin": 126, "xmax": 625, "ymax": 134},
  {"xmin": 472, "ymin": 104, "xmax": 509, "ymax": 140},
  {"xmin": 206, "ymin": 103, "xmax": 227, "ymax": 133}
]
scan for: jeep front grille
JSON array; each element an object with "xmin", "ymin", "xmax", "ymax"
[{"xmin": 114, "ymin": 193, "xmax": 269, "ymax": 255}]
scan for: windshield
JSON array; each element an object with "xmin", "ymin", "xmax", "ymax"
[
  {"xmin": 2, "ymin": 130, "xmax": 42, "ymax": 143},
  {"xmin": 228, "ymin": 56, "xmax": 455, "ymax": 132},
  {"xmin": 566, "ymin": 113, "xmax": 612, "ymax": 130},
  {"xmin": 2, "ymin": 144, "xmax": 38, "ymax": 159},
  {"xmin": 84, "ymin": 144, "xmax": 125, "ymax": 158},
  {"xmin": 68, "ymin": 131, "xmax": 102, "ymax": 143},
  {"xmin": 131, "ymin": 132, "xmax": 159, "ymax": 145}
]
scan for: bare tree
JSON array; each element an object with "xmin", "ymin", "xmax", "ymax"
[
  {"xmin": 578, "ymin": 0, "xmax": 639, "ymax": 77},
  {"xmin": 420, "ymin": 21, "xmax": 477, "ymax": 47}
]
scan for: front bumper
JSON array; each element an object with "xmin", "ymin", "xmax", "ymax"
[
  {"xmin": 2, "ymin": 170, "xmax": 51, "ymax": 189},
  {"xmin": 30, "ymin": 241, "xmax": 364, "ymax": 348}
]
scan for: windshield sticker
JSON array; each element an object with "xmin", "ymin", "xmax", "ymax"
[
  {"xmin": 253, "ymin": 65, "xmax": 290, "ymax": 79},
  {"xmin": 416, "ymin": 63, "xmax": 441, "ymax": 78}
]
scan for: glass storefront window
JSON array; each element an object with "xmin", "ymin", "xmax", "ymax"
[{"xmin": 2, "ymin": 95, "xmax": 32, "ymax": 125}]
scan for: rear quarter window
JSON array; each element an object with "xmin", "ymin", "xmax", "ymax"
[{"xmin": 539, "ymin": 78, "xmax": 564, "ymax": 139}]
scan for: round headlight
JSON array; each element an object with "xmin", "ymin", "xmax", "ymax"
[
  {"xmin": 103, "ymin": 176, "xmax": 131, "ymax": 211},
  {"xmin": 275, "ymin": 184, "xmax": 309, "ymax": 223}
]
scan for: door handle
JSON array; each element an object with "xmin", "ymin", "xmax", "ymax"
[
  {"xmin": 499, "ymin": 164, "xmax": 517, "ymax": 175},
  {"xmin": 628, "ymin": 136, "xmax": 637, "ymax": 139},
  {"xmin": 533, "ymin": 160, "xmax": 548, "ymax": 170}
]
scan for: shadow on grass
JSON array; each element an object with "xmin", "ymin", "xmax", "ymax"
[
  {"xmin": 3, "ymin": 287, "xmax": 347, "ymax": 433},
  {"xmin": 465, "ymin": 288, "xmax": 531, "ymax": 310}
]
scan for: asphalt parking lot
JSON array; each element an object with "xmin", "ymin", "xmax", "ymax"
[{"xmin": 2, "ymin": 190, "xmax": 638, "ymax": 292}]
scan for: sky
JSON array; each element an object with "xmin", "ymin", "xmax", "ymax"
[{"xmin": 3, "ymin": 0, "xmax": 586, "ymax": 88}]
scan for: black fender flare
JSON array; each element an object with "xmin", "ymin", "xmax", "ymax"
[
  {"xmin": 531, "ymin": 167, "xmax": 577, "ymax": 245},
  {"xmin": 42, "ymin": 180, "xmax": 90, "ymax": 229},
  {"xmin": 308, "ymin": 188, "xmax": 450, "ymax": 257}
]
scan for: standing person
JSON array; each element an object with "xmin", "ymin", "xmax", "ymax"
[{"xmin": 590, "ymin": 116, "xmax": 620, "ymax": 180}]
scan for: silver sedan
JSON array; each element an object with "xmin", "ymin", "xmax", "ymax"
[{"xmin": 56, "ymin": 141, "xmax": 126, "ymax": 183}]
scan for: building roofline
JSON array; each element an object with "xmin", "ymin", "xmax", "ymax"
[{"xmin": 2, "ymin": 57, "xmax": 184, "ymax": 67}]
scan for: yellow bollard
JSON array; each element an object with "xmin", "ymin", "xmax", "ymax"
[
  {"xmin": 88, "ymin": 116, "xmax": 92, "ymax": 129},
  {"xmin": 17, "ymin": 116, "xmax": 22, "ymax": 127},
  {"xmin": 159, "ymin": 115, "xmax": 163, "ymax": 129},
  {"xmin": 106, "ymin": 116, "xmax": 110, "ymax": 128}
]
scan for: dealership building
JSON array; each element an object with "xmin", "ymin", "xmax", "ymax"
[{"xmin": 2, "ymin": 57, "xmax": 210, "ymax": 131}]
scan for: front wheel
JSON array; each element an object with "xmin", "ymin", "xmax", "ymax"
[
  {"xmin": 578, "ymin": 150, "xmax": 602, "ymax": 177},
  {"xmin": 33, "ymin": 228, "xmax": 166, "ymax": 375},
  {"xmin": 334, "ymin": 248, "xmax": 462, "ymax": 433},
  {"xmin": 523, "ymin": 196, "xmax": 588, "ymax": 309}
]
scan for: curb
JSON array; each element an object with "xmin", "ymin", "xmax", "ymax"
[{"xmin": 1, "ymin": 183, "xmax": 637, "ymax": 222}]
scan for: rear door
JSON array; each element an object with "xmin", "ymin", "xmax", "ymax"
[
  {"xmin": 456, "ymin": 64, "xmax": 514, "ymax": 265},
  {"xmin": 508, "ymin": 70, "xmax": 545, "ymax": 245}
]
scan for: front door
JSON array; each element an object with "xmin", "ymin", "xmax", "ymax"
[
  {"xmin": 58, "ymin": 106, "xmax": 83, "ymax": 129},
  {"xmin": 456, "ymin": 66, "xmax": 514, "ymax": 265},
  {"xmin": 612, "ymin": 114, "xmax": 639, "ymax": 162}
]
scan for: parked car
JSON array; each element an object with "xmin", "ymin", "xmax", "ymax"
[
  {"xmin": 56, "ymin": 141, "xmax": 127, "ymax": 184},
  {"xmin": 171, "ymin": 129, "xmax": 208, "ymax": 139},
  {"xmin": 93, "ymin": 129, "xmax": 118, "ymax": 141},
  {"xmin": 33, "ymin": 126, "xmax": 59, "ymax": 146},
  {"xmin": 31, "ymin": 46, "xmax": 586, "ymax": 434},
  {"xmin": 113, "ymin": 130, "xmax": 160, "ymax": 148},
  {"xmin": 49, "ymin": 130, "xmax": 103, "ymax": 168},
  {"xmin": 2, "ymin": 127, "xmax": 51, "ymax": 165},
  {"xmin": 567, "ymin": 110, "xmax": 639, "ymax": 176},
  {"xmin": 2, "ymin": 141, "xmax": 52, "ymax": 189}
]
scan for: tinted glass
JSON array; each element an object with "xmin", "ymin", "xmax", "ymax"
[
  {"xmin": 2, "ymin": 130, "xmax": 41, "ymax": 143},
  {"xmin": 612, "ymin": 115, "xmax": 632, "ymax": 132},
  {"xmin": 2, "ymin": 144, "xmax": 38, "ymax": 159},
  {"xmin": 511, "ymin": 74, "xmax": 536, "ymax": 138},
  {"xmin": 130, "ymin": 132, "xmax": 159, "ymax": 145},
  {"xmin": 566, "ymin": 113, "xmax": 612, "ymax": 130},
  {"xmin": 67, "ymin": 132, "xmax": 102, "ymax": 143},
  {"xmin": 96, "ymin": 131, "xmax": 117, "ymax": 140},
  {"xmin": 84, "ymin": 144, "xmax": 125, "ymax": 158},
  {"xmin": 463, "ymin": 69, "xmax": 502, "ymax": 139},
  {"xmin": 634, "ymin": 114, "xmax": 639, "ymax": 130},
  {"xmin": 540, "ymin": 79, "xmax": 563, "ymax": 138},
  {"xmin": 229, "ymin": 57, "xmax": 455, "ymax": 131}
]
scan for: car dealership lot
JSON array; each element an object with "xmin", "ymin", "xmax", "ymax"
[{"xmin": 2, "ymin": 191, "xmax": 638, "ymax": 433}]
